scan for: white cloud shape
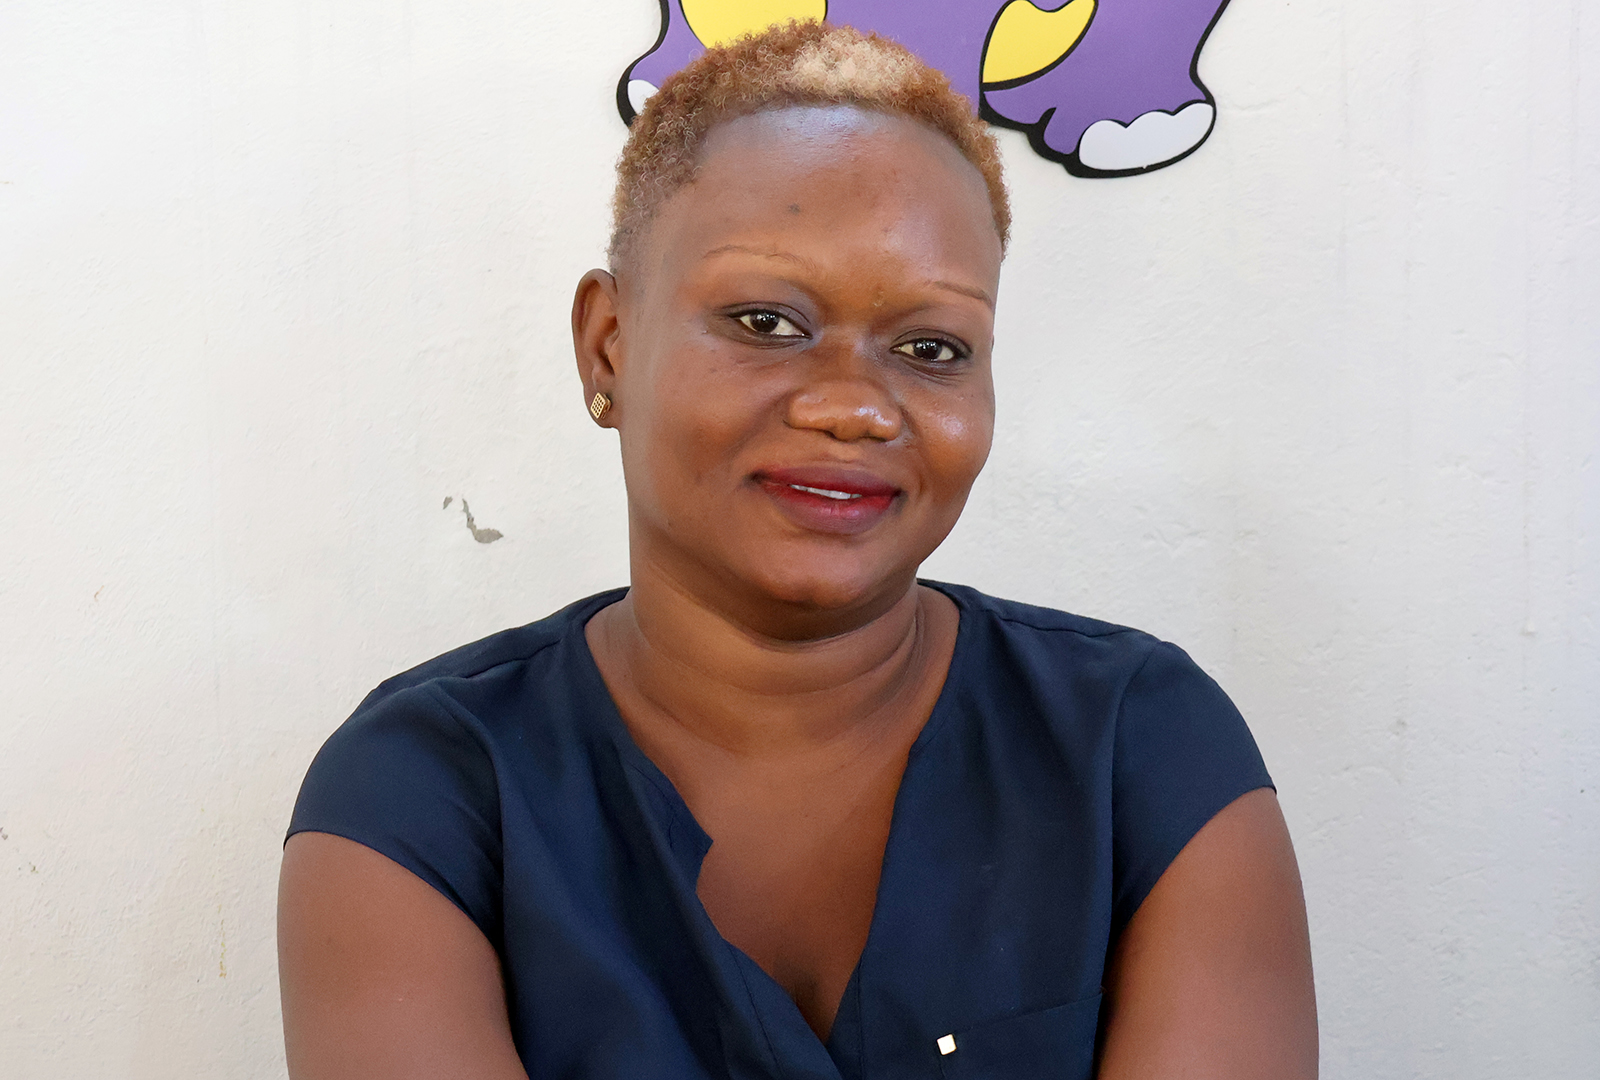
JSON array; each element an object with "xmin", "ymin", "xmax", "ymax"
[
  {"xmin": 1077, "ymin": 101, "xmax": 1215, "ymax": 173},
  {"xmin": 627, "ymin": 80, "xmax": 658, "ymax": 117}
]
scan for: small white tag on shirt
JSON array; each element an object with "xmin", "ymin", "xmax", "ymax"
[{"xmin": 936, "ymin": 1034, "xmax": 957, "ymax": 1056}]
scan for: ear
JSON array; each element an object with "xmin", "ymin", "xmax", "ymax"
[{"xmin": 572, "ymin": 268, "xmax": 622, "ymax": 427}]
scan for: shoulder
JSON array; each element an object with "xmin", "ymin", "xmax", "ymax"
[
  {"xmin": 925, "ymin": 580, "xmax": 1174, "ymax": 695},
  {"xmin": 926, "ymin": 578, "xmax": 1268, "ymax": 801},
  {"xmin": 928, "ymin": 578, "xmax": 1249, "ymax": 728},
  {"xmin": 301, "ymin": 587, "xmax": 626, "ymax": 812},
  {"xmin": 939, "ymin": 582, "xmax": 1252, "ymax": 732},
  {"xmin": 922, "ymin": 582, "xmax": 1273, "ymax": 929},
  {"xmin": 287, "ymin": 589, "xmax": 626, "ymax": 936},
  {"xmin": 351, "ymin": 587, "xmax": 627, "ymax": 723},
  {"xmin": 928, "ymin": 579, "xmax": 1146, "ymax": 642},
  {"xmin": 293, "ymin": 586, "xmax": 626, "ymax": 835}
]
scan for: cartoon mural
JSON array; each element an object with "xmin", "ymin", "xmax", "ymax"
[{"xmin": 618, "ymin": 0, "xmax": 1233, "ymax": 177}]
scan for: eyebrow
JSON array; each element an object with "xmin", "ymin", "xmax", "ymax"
[
  {"xmin": 701, "ymin": 244, "xmax": 824, "ymax": 273},
  {"xmin": 701, "ymin": 244, "xmax": 995, "ymax": 310},
  {"xmin": 931, "ymin": 279, "xmax": 995, "ymax": 308}
]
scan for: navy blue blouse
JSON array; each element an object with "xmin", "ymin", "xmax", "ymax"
[{"xmin": 289, "ymin": 582, "xmax": 1271, "ymax": 1080}]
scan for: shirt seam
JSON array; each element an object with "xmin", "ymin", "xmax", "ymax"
[
  {"xmin": 372, "ymin": 588, "xmax": 626, "ymax": 699},
  {"xmin": 985, "ymin": 610, "xmax": 1148, "ymax": 641},
  {"xmin": 923, "ymin": 580, "xmax": 1141, "ymax": 642},
  {"xmin": 728, "ymin": 946, "xmax": 789, "ymax": 1079},
  {"xmin": 1110, "ymin": 638, "xmax": 1165, "ymax": 726},
  {"xmin": 409, "ymin": 634, "xmax": 563, "ymax": 690},
  {"xmin": 414, "ymin": 680, "xmax": 503, "ymax": 750},
  {"xmin": 1106, "ymin": 636, "xmax": 1164, "ymax": 935}
]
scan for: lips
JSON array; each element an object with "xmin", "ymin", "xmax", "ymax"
[{"xmin": 753, "ymin": 466, "xmax": 901, "ymax": 535}]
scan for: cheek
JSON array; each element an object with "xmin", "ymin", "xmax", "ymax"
[
  {"xmin": 632, "ymin": 336, "xmax": 779, "ymax": 484},
  {"xmin": 918, "ymin": 385, "xmax": 996, "ymax": 494}
]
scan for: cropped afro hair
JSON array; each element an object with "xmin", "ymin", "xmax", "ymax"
[{"xmin": 609, "ymin": 20, "xmax": 1010, "ymax": 269}]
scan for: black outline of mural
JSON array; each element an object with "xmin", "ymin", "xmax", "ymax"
[{"xmin": 617, "ymin": 0, "xmax": 674, "ymax": 124}]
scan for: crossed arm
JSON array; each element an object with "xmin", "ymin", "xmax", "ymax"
[{"xmin": 278, "ymin": 788, "xmax": 1316, "ymax": 1079}]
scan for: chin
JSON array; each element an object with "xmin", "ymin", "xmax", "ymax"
[{"xmin": 742, "ymin": 548, "xmax": 915, "ymax": 619}]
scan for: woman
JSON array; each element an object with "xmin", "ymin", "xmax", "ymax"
[{"xmin": 279, "ymin": 22, "xmax": 1316, "ymax": 1080}]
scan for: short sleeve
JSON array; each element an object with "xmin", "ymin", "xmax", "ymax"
[
  {"xmin": 287, "ymin": 685, "xmax": 504, "ymax": 946},
  {"xmin": 1110, "ymin": 640, "xmax": 1273, "ymax": 931}
]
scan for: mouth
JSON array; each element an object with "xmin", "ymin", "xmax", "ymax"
[{"xmin": 753, "ymin": 467, "xmax": 901, "ymax": 536}]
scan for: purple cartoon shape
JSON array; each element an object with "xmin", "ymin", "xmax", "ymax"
[
  {"xmin": 982, "ymin": 0, "xmax": 1228, "ymax": 176},
  {"xmin": 617, "ymin": 0, "xmax": 1233, "ymax": 178}
]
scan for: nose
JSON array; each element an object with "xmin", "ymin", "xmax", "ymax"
[{"xmin": 784, "ymin": 352, "xmax": 904, "ymax": 443}]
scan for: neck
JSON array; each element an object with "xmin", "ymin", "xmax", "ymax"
[{"xmin": 587, "ymin": 554, "xmax": 942, "ymax": 758}]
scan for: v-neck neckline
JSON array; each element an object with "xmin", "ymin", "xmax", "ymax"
[{"xmin": 570, "ymin": 581, "xmax": 975, "ymax": 1065}]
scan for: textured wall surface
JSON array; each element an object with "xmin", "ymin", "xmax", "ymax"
[{"xmin": 1, "ymin": 1, "xmax": 1596, "ymax": 1076}]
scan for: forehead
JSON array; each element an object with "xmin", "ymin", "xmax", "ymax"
[
  {"xmin": 700, "ymin": 104, "xmax": 975, "ymax": 176},
  {"xmin": 632, "ymin": 105, "xmax": 1001, "ymax": 282}
]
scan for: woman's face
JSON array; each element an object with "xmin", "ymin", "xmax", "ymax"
[{"xmin": 580, "ymin": 105, "xmax": 1002, "ymax": 630}]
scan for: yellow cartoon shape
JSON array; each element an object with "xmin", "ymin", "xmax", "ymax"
[
  {"xmin": 682, "ymin": 0, "xmax": 828, "ymax": 49},
  {"xmin": 981, "ymin": 0, "xmax": 1096, "ymax": 85}
]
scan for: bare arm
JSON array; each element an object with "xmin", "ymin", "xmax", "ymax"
[
  {"xmin": 1098, "ymin": 788, "xmax": 1318, "ymax": 1079},
  {"xmin": 278, "ymin": 831, "xmax": 529, "ymax": 1080}
]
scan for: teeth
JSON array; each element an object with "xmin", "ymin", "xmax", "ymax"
[{"xmin": 790, "ymin": 484, "xmax": 861, "ymax": 501}]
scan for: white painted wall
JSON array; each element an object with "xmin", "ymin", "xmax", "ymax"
[{"xmin": 2, "ymin": 0, "xmax": 1595, "ymax": 1075}]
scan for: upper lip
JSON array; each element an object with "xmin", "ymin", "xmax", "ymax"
[{"xmin": 755, "ymin": 466, "xmax": 901, "ymax": 498}]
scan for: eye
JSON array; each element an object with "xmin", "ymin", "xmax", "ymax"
[
  {"xmin": 737, "ymin": 310, "xmax": 805, "ymax": 337},
  {"xmin": 893, "ymin": 338, "xmax": 962, "ymax": 363}
]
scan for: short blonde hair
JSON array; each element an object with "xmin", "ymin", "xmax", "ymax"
[{"xmin": 609, "ymin": 21, "xmax": 1010, "ymax": 268}]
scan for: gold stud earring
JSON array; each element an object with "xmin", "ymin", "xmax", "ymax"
[{"xmin": 588, "ymin": 391, "xmax": 612, "ymax": 421}]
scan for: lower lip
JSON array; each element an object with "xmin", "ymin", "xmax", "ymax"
[{"xmin": 757, "ymin": 480, "xmax": 898, "ymax": 535}]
